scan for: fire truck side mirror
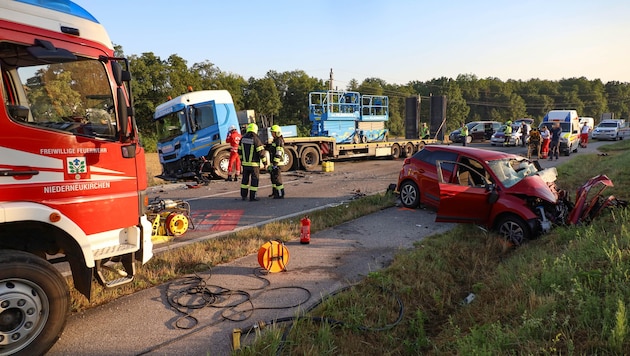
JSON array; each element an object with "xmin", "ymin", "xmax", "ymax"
[
  {"xmin": 112, "ymin": 61, "xmax": 123, "ymax": 86},
  {"xmin": 117, "ymin": 87, "xmax": 130, "ymax": 138},
  {"xmin": 111, "ymin": 61, "xmax": 132, "ymax": 87}
]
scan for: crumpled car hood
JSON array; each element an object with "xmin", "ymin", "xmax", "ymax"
[{"xmin": 508, "ymin": 167, "xmax": 558, "ymax": 203}]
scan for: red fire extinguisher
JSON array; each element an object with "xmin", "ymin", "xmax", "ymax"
[{"xmin": 300, "ymin": 216, "xmax": 311, "ymax": 244}]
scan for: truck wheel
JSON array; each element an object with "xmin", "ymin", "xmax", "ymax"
[
  {"xmin": 212, "ymin": 150, "xmax": 231, "ymax": 179},
  {"xmin": 404, "ymin": 143, "xmax": 414, "ymax": 157},
  {"xmin": 391, "ymin": 144, "xmax": 401, "ymax": 159},
  {"xmin": 0, "ymin": 250, "xmax": 70, "ymax": 356},
  {"xmin": 465, "ymin": 135, "xmax": 472, "ymax": 145},
  {"xmin": 280, "ymin": 151, "xmax": 294, "ymax": 172},
  {"xmin": 300, "ymin": 147, "xmax": 320, "ymax": 171}
]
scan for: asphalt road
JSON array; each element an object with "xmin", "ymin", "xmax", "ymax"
[{"xmin": 47, "ymin": 139, "xmax": 609, "ymax": 355}]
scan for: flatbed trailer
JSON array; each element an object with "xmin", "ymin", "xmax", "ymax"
[{"xmin": 280, "ymin": 136, "xmax": 441, "ymax": 171}]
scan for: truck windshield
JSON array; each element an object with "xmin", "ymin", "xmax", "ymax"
[
  {"xmin": 9, "ymin": 58, "xmax": 117, "ymax": 139},
  {"xmin": 598, "ymin": 122, "xmax": 618, "ymax": 128},
  {"xmin": 155, "ymin": 111, "xmax": 188, "ymax": 142}
]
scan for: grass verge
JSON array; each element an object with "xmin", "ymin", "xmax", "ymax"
[{"xmin": 237, "ymin": 140, "xmax": 630, "ymax": 355}]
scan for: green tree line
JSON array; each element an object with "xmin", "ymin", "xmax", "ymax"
[{"xmin": 120, "ymin": 46, "xmax": 630, "ymax": 145}]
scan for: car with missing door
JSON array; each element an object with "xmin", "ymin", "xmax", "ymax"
[{"xmin": 396, "ymin": 145, "xmax": 572, "ymax": 245}]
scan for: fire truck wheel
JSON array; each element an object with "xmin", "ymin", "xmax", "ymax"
[{"xmin": 0, "ymin": 250, "xmax": 70, "ymax": 356}]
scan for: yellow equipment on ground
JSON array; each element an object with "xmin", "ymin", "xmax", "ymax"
[
  {"xmin": 257, "ymin": 240, "xmax": 289, "ymax": 272},
  {"xmin": 147, "ymin": 198, "xmax": 192, "ymax": 243}
]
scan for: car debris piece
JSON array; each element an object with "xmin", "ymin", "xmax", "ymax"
[{"xmin": 567, "ymin": 174, "xmax": 628, "ymax": 225}]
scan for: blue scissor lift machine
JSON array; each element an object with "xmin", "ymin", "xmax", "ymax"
[{"xmin": 309, "ymin": 90, "xmax": 388, "ymax": 143}]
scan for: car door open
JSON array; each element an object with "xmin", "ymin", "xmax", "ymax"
[{"xmin": 435, "ymin": 160, "xmax": 495, "ymax": 224}]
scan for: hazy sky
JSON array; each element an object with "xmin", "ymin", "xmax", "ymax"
[{"xmin": 74, "ymin": 0, "xmax": 630, "ymax": 88}]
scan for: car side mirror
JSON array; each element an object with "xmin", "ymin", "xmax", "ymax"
[{"xmin": 485, "ymin": 182, "xmax": 499, "ymax": 204}]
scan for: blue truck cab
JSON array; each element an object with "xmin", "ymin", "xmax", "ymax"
[{"xmin": 153, "ymin": 90, "xmax": 240, "ymax": 181}]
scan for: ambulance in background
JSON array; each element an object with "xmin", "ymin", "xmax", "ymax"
[{"xmin": 539, "ymin": 110, "xmax": 580, "ymax": 156}]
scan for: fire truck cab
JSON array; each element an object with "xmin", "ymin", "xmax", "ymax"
[{"xmin": 0, "ymin": 1, "xmax": 152, "ymax": 354}]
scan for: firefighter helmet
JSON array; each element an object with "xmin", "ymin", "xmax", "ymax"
[
  {"xmin": 246, "ymin": 123, "xmax": 258, "ymax": 133},
  {"xmin": 271, "ymin": 125, "xmax": 281, "ymax": 134}
]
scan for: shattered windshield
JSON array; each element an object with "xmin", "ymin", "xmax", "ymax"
[
  {"xmin": 487, "ymin": 158, "xmax": 540, "ymax": 188},
  {"xmin": 155, "ymin": 110, "xmax": 188, "ymax": 142}
]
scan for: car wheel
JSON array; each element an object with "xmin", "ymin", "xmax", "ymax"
[
  {"xmin": 399, "ymin": 181, "xmax": 420, "ymax": 208},
  {"xmin": 496, "ymin": 215, "xmax": 530, "ymax": 246},
  {"xmin": 465, "ymin": 135, "xmax": 472, "ymax": 144}
]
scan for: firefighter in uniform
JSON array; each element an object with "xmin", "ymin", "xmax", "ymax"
[
  {"xmin": 239, "ymin": 123, "xmax": 267, "ymax": 201},
  {"xmin": 268, "ymin": 125, "xmax": 285, "ymax": 199}
]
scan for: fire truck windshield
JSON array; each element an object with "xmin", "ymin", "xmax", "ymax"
[{"xmin": 5, "ymin": 53, "xmax": 117, "ymax": 139}]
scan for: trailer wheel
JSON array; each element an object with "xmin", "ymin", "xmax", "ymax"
[
  {"xmin": 280, "ymin": 151, "xmax": 294, "ymax": 172},
  {"xmin": 300, "ymin": 146, "xmax": 320, "ymax": 171},
  {"xmin": 404, "ymin": 143, "xmax": 414, "ymax": 157},
  {"xmin": 391, "ymin": 144, "xmax": 401, "ymax": 159},
  {"xmin": 0, "ymin": 250, "xmax": 70, "ymax": 356},
  {"xmin": 212, "ymin": 150, "xmax": 231, "ymax": 179}
]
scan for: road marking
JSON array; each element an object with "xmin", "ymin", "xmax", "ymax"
[{"xmin": 192, "ymin": 209, "xmax": 244, "ymax": 231}]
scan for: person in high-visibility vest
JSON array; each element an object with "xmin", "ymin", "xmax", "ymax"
[
  {"xmin": 460, "ymin": 122, "xmax": 469, "ymax": 146},
  {"xmin": 420, "ymin": 122, "xmax": 430, "ymax": 139},
  {"xmin": 503, "ymin": 120, "xmax": 513, "ymax": 146},
  {"xmin": 268, "ymin": 125, "xmax": 285, "ymax": 199},
  {"xmin": 239, "ymin": 123, "xmax": 267, "ymax": 201}
]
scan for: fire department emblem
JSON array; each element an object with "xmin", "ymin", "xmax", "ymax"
[{"xmin": 67, "ymin": 157, "xmax": 87, "ymax": 179}]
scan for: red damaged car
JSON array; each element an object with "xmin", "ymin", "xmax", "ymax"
[
  {"xmin": 397, "ymin": 146, "xmax": 572, "ymax": 245},
  {"xmin": 397, "ymin": 145, "xmax": 626, "ymax": 245}
]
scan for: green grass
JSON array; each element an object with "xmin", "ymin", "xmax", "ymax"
[{"xmin": 237, "ymin": 140, "xmax": 630, "ymax": 355}]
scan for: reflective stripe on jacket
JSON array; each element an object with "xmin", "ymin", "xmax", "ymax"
[
  {"xmin": 239, "ymin": 133, "xmax": 266, "ymax": 167},
  {"xmin": 272, "ymin": 136, "xmax": 285, "ymax": 165}
]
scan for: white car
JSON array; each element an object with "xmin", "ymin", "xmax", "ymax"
[{"xmin": 490, "ymin": 124, "xmax": 528, "ymax": 146}]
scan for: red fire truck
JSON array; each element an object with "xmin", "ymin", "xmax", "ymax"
[{"xmin": 0, "ymin": 1, "xmax": 153, "ymax": 354}]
